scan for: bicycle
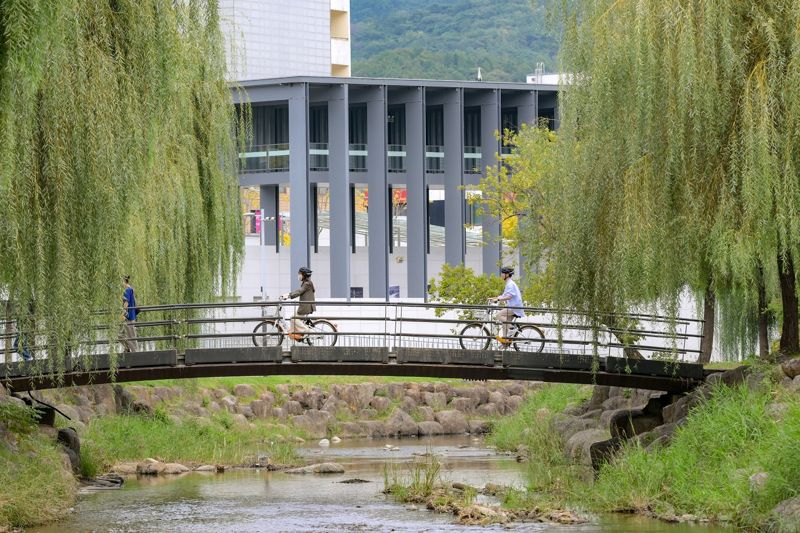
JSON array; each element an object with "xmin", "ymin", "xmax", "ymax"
[
  {"xmin": 251, "ymin": 300, "xmax": 338, "ymax": 347},
  {"xmin": 458, "ymin": 302, "xmax": 545, "ymax": 352}
]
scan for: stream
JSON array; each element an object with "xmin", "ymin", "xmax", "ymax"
[{"xmin": 32, "ymin": 435, "xmax": 734, "ymax": 532}]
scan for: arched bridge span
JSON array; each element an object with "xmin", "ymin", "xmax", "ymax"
[{"xmin": 2, "ymin": 301, "xmax": 707, "ymax": 393}]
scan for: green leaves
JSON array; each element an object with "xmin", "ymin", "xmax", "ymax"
[{"xmin": 0, "ymin": 0, "xmax": 242, "ymax": 375}]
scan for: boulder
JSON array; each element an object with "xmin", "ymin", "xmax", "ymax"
[
  {"xmin": 553, "ymin": 414, "xmax": 597, "ymax": 441},
  {"xmin": 433, "ymin": 382, "xmax": 455, "ymax": 400},
  {"xmin": 161, "ymin": 463, "xmax": 190, "ymax": 475},
  {"xmin": 207, "ymin": 401, "xmax": 221, "ymax": 413},
  {"xmin": 476, "ymin": 403, "xmax": 499, "ymax": 418},
  {"xmin": 749, "ymin": 472, "xmax": 770, "ymax": 491},
  {"xmin": 503, "ymin": 383, "xmax": 525, "ymax": 397},
  {"xmin": 260, "ymin": 391, "xmax": 276, "ymax": 403},
  {"xmin": 400, "ymin": 396, "xmax": 417, "ymax": 412},
  {"xmin": 271, "ymin": 407, "xmax": 287, "ymax": 421},
  {"xmin": 354, "ymin": 383, "xmax": 377, "ymax": 409},
  {"xmin": 137, "ymin": 459, "xmax": 165, "ymax": 475},
  {"xmin": 249, "ymin": 400, "xmax": 271, "ymax": 419},
  {"xmin": 417, "ymin": 421, "xmax": 444, "ymax": 436},
  {"xmin": 358, "ymin": 420, "xmax": 388, "ymax": 438},
  {"xmin": 55, "ymin": 404, "xmax": 81, "ymax": 423},
  {"xmin": 434, "ymin": 410, "xmax": 469, "ymax": 434},
  {"xmin": 766, "ymin": 403, "xmax": 790, "ymax": 420},
  {"xmin": 194, "ymin": 465, "xmax": 217, "ymax": 472},
  {"xmin": 110, "ymin": 462, "xmax": 139, "ymax": 475},
  {"xmin": 274, "ymin": 384, "xmax": 291, "ymax": 396},
  {"xmin": 662, "ymin": 394, "xmax": 701, "ymax": 424},
  {"xmin": 285, "ymin": 462, "xmax": 345, "ymax": 474},
  {"xmin": 57, "ymin": 427, "xmax": 80, "ymax": 456},
  {"xmin": 385, "ymin": 408, "xmax": 418, "ymax": 436},
  {"xmin": 415, "ymin": 406, "xmax": 435, "ymax": 421},
  {"xmin": 370, "ymin": 396, "xmax": 391, "ymax": 412},
  {"xmin": 488, "ymin": 391, "xmax": 506, "ymax": 407},
  {"xmin": 506, "ymin": 395, "xmax": 523, "ymax": 412},
  {"xmin": 284, "ymin": 400, "xmax": 303, "ymax": 416},
  {"xmin": 237, "ymin": 405, "xmax": 255, "ymax": 420},
  {"xmin": 770, "ymin": 496, "xmax": 800, "ymax": 532},
  {"xmin": 781, "ymin": 357, "xmax": 800, "ymax": 379},
  {"xmin": 321, "ymin": 398, "xmax": 348, "ymax": 415},
  {"xmin": 565, "ymin": 429, "xmax": 611, "ymax": 466},
  {"xmin": 291, "ymin": 409, "xmax": 333, "ymax": 439},
  {"xmin": 468, "ymin": 419, "xmax": 490, "ymax": 434},
  {"xmin": 220, "ymin": 396, "xmax": 238, "ymax": 413},
  {"xmin": 423, "ymin": 391, "xmax": 447, "ymax": 410},
  {"xmin": 386, "ymin": 383, "xmax": 406, "ymax": 400},
  {"xmin": 449, "ymin": 397, "xmax": 473, "ymax": 413},
  {"xmin": 339, "ymin": 422, "xmax": 367, "ymax": 438},
  {"xmin": 232, "ymin": 414, "xmax": 249, "ymax": 427},
  {"xmin": 580, "ymin": 408, "xmax": 604, "ymax": 420},
  {"xmin": 791, "ymin": 375, "xmax": 800, "ymax": 393},
  {"xmin": 705, "ymin": 366, "xmax": 747, "ymax": 388}
]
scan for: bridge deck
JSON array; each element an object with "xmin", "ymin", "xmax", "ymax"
[{"xmin": 2, "ymin": 346, "xmax": 703, "ymax": 393}]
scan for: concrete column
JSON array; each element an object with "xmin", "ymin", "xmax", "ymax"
[
  {"xmin": 443, "ymin": 88, "xmax": 465, "ymax": 266},
  {"xmin": 404, "ymin": 88, "xmax": 427, "ymax": 298},
  {"xmin": 328, "ymin": 84, "xmax": 351, "ymax": 298},
  {"xmin": 517, "ymin": 90, "xmax": 537, "ymax": 128},
  {"xmin": 366, "ymin": 86, "xmax": 388, "ymax": 298},
  {"xmin": 289, "ymin": 84, "xmax": 309, "ymax": 290},
  {"xmin": 259, "ymin": 185, "xmax": 278, "ymax": 249},
  {"xmin": 481, "ymin": 89, "xmax": 502, "ymax": 274}
]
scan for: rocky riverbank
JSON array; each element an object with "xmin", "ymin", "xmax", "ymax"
[{"xmin": 38, "ymin": 379, "xmax": 537, "ymax": 441}]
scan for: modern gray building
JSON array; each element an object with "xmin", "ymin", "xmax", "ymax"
[{"xmin": 234, "ymin": 76, "xmax": 558, "ymax": 299}]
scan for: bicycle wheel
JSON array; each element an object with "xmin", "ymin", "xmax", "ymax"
[
  {"xmin": 252, "ymin": 320, "xmax": 284, "ymax": 347},
  {"xmin": 307, "ymin": 320, "xmax": 337, "ymax": 347},
  {"xmin": 459, "ymin": 323, "xmax": 491, "ymax": 350},
  {"xmin": 513, "ymin": 325, "xmax": 545, "ymax": 353}
]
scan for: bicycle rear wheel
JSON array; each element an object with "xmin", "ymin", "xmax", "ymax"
[
  {"xmin": 459, "ymin": 323, "xmax": 491, "ymax": 350},
  {"xmin": 307, "ymin": 320, "xmax": 337, "ymax": 347},
  {"xmin": 513, "ymin": 325, "xmax": 545, "ymax": 353},
  {"xmin": 252, "ymin": 320, "xmax": 284, "ymax": 347}
]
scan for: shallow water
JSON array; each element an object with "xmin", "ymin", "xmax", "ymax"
[{"xmin": 33, "ymin": 435, "xmax": 734, "ymax": 532}]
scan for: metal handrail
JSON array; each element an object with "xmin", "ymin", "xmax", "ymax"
[{"xmin": 2, "ymin": 299, "xmax": 705, "ymax": 365}]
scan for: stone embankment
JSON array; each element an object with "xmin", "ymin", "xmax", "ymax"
[{"xmin": 37, "ymin": 380, "xmax": 538, "ymax": 440}]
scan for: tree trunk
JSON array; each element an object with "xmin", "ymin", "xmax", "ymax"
[
  {"xmin": 778, "ymin": 253, "xmax": 800, "ymax": 354},
  {"xmin": 698, "ymin": 287, "xmax": 715, "ymax": 364},
  {"xmin": 758, "ymin": 265, "xmax": 769, "ymax": 359}
]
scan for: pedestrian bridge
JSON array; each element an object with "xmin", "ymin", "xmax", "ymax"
[{"xmin": 1, "ymin": 301, "xmax": 707, "ymax": 393}]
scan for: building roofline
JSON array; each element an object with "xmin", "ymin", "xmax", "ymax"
[{"xmin": 233, "ymin": 75, "xmax": 557, "ymax": 92}]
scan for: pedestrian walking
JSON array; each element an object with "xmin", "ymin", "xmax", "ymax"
[{"xmin": 119, "ymin": 275, "xmax": 139, "ymax": 352}]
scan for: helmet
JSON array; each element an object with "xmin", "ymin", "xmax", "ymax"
[
  {"xmin": 298, "ymin": 267, "xmax": 312, "ymax": 276},
  {"xmin": 500, "ymin": 267, "xmax": 514, "ymax": 276}
]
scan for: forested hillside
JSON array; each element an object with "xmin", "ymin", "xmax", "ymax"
[{"xmin": 351, "ymin": 0, "xmax": 557, "ymax": 82}]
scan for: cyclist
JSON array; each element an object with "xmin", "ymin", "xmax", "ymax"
[
  {"xmin": 488, "ymin": 267, "xmax": 525, "ymax": 345},
  {"xmin": 281, "ymin": 267, "xmax": 316, "ymax": 340}
]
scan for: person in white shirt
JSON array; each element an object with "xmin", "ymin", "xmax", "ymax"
[{"xmin": 488, "ymin": 267, "xmax": 525, "ymax": 345}]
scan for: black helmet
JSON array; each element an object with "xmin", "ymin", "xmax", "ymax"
[
  {"xmin": 500, "ymin": 267, "xmax": 514, "ymax": 276},
  {"xmin": 298, "ymin": 267, "xmax": 312, "ymax": 276}
]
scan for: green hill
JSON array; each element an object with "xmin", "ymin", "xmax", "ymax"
[{"xmin": 350, "ymin": 0, "xmax": 558, "ymax": 82}]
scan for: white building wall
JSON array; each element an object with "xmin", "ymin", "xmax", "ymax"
[{"xmin": 221, "ymin": 0, "xmax": 334, "ymax": 80}]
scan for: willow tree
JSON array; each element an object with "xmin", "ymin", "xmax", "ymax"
[
  {"xmin": 0, "ymin": 0, "xmax": 243, "ymax": 375},
  {"xmin": 533, "ymin": 0, "xmax": 800, "ymax": 357}
]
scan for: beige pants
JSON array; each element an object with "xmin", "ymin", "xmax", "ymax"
[
  {"xmin": 119, "ymin": 320, "xmax": 139, "ymax": 352},
  {"xmin": 498, "ymin": 308, "xmax": 516, "ymax": 338}
]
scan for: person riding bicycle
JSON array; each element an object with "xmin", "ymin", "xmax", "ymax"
[
  {"xmin": 488, "ymin": 267, "xmax": 525, "ymax": 345},
  {"xmin": 281, "ymin": 267, "xmax": 316, "ymax": 340}
]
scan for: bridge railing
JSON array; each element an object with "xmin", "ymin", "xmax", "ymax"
[{"xmin": 1, "ymin": 299, "xmax": 704, "ymax": 366}]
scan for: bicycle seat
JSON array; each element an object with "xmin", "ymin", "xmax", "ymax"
[{"xmin": 303, "ymin": 319, "xmax": 314, "ymax": 326}]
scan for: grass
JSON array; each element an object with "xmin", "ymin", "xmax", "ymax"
[
  {"xmin": 0, "ymin": 403, "xmax": 77, "ymax": 529},
  {"xmin": 488, "ymin": 384, "xmax": 592, "ymax": 452},
  {"xmin": 80, "ymin": 409, "xmax": 299, "ymax": 470},
  {"xmin": 593, "ymin": 381, "xmax": 800, "ymax": 528}
]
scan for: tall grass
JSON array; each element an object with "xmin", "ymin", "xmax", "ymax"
[
  {"xmin": 81, "ymin": 411, "xmax": 298, "ymax": 469},
  {"xmin": 488, "ymin": 384, "xmax": 591, "ymax": 452},
  {"xmin": 594, "ymin": 383, "xmax": 800, "ymax": 527},
  {"xmin": 0, "ymin": 403, "xmax": 76, "ymax": 529}
]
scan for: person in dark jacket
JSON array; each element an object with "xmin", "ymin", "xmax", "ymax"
[{"xmin": 281, "ymin": 267, "xmax": 316, "ymax": 339}]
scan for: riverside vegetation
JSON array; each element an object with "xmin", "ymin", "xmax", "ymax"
[{"xmin": 0, "ymin": 377, "xmax": 534, "ymax": 529}]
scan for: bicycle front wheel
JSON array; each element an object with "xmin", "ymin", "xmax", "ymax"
[
  {"xmin": 513, "ymin": 325, "xmax": 545, "ymax": 353},
  {"xmin": 459, "ymin": 323, "xmax": 491, "ymax": 351},
  {"xmin": 307, "ymin": 320, "xmax": 337, "ymax": 347},
  {"xmin": 252, "ymin": 320, "xmax": 284, "ymax": 347}
]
